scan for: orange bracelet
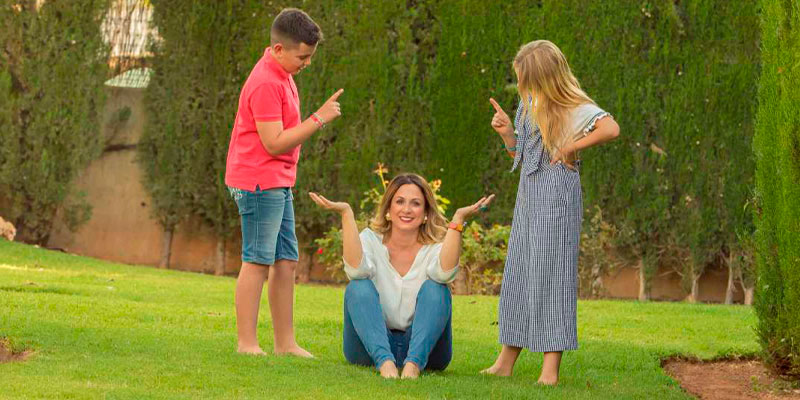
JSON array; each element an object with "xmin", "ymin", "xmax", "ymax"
[{"xmin": 448, "ymin": 221, "xmax": 466, "ymax": 232}]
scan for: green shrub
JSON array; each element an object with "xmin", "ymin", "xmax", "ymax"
[
  {"xmin": 139, "ymin": 1, "xmax": 759, "ymax": 295},
  {"xmin": 0, "ymin": 1, "xmax": 109, "ymax": 244},
  {"xmin": 753, "ymin": 0, "xmax": 800, "ymax": 378},
  {"xmin": 456, "ymin": 222, "xmax": 510, "ymax": 295},
  {"xmin": 142, "ymin": 0, "xmax": 276, "ymax": 270}
]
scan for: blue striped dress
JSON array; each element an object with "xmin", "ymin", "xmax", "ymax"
[{"xmin": 498, "ymin": 100, "xmax": 610, "ymax": 352}]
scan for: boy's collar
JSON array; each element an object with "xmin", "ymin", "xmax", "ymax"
[{"xmin": 264, "ymin": 47, "xmax": 290, "ymax": 79}]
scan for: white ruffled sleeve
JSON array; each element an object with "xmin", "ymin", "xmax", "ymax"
[
  {"xmin": 425, "ymin": 242, "xmax": 459, "ymax": 284},
  {"xmin": 343, "ymin": 229, "xmax": 377, "ymax": 280}
]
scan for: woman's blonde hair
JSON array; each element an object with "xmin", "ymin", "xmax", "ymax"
[
  {"xmin": 514, "ymin": 40, "xmax": 594, "ymax": 157},
  {"xmin": 370, "ymin": 173, "xmax": 448, "ymax": 244}
]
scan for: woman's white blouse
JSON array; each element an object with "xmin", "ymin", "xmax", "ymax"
[{"xmin": 343, "ymin": 228, "xmax": 459, "ymax": 331}]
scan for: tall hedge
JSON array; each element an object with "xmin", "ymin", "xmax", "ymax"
[
  {"xmin": 429, "ymin": 1, "xmax": 759, "ymax": 299},
  {"xmin": 142, "ymin": 0, "xmax": 275, "ymax": 271},
  {"xmin": 0, "ymin": 1, "xmax": 109, "ymax": 245},
  {"xmin": 142, "ymin": 0, "xmax": 759, "ymax": 294},
  {"xmin": 753, "ymin": 0, "xmax": 799, "ymax": 378}
]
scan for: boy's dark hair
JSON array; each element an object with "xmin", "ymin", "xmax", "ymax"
[{"xmin": 270, "ymin": 8, "xmax": 322, "ymax": 48}]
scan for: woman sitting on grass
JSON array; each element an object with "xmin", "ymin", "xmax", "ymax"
[{"xmin": 309, "ymin": 173, "xmax": 493, "ymax": 379}]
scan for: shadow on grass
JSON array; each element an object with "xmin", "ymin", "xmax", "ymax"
[{"xmin": 0, "ymin": 285, "xmax": 81, "ymax": 296}]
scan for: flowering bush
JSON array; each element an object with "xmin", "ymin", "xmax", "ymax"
[{"xmin": 453, "ymin": 222, "xmax": 511, "ymax": 295}]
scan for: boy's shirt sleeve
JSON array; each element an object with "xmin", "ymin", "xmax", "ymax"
[{"xmin": 250, "ymin": 82, "xmax": 283, "ymax": 123}]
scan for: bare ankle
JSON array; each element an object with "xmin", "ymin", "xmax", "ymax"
[{"xmin": 237, "ymin": 344, "xmax": 265, "ymax": 355}]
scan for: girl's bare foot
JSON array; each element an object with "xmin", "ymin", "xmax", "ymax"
[
  {"xmin": 379, "ymin": 360, "xmax": 399, "ymax": 379},
  {"xmin": 237, "ymin": 345, "xmax": 267, "ymax": 355},
  {"xmin": 274, "ymin": 345, "xmax": 314, "ymax": 358},
  {"xmin": 480, "ymin": 362, "xmax": 513, "ymax": 377},
  {"xmin": 538, "ymin": 351, "xmax": 561, "ymax": 385},
  {"xmin": 537, "ymin": 373, "xmax": 558, "ymax": 386},
  {"xmin": 481, "ymin": 345, "xmax": 521, "ymax": 376},
  {"xmin": 401, "ymin": 362, "xmax": 421, "ymax": 379}
]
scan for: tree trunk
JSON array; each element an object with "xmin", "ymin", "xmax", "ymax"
[
  {"xmin": 724, "ymin": 255, "xmax": 736, "ymax": 305},
  {"xmin": 638, "ymin": 260, "xmax": 649, "ymax": 302},
  {"xmin": 453, "ymin": 268, "xmax": 468, "ymax": 295},
  {"xmin": 591, "ymin": 264, "xmax": 604, "ymax": 298},
  {"xmin": 214, "ymin": 238, "xmax": 225, "ymax": 276},
  {"xmin": 296, "ymin": 249, "xmax": 312, "ymax": 283},
  {"xmin": 159, "ymin": 227, "xmax": 173, "ymax": 269},
  {"xmin": 688, "ymin": 274, "xmax": 700, "ymax": 303},
  {"xmin": 744, "ymin": 286, "xmax": 754, "ymax": 305}
]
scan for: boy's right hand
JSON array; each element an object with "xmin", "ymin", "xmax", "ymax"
[
  {"xmin": 315, "ymin": 89, "xmax": 344, "ymax": 125},
  {"xmin": 489, "ymin": 98, "xmax": 514, "ymax": 137}
]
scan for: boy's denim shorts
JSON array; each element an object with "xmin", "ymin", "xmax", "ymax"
[{"xmin": 228, "ymin": 186, "xmax": 299, "ymax": 265}]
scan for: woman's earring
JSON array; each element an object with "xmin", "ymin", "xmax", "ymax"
[
  {"xmin": 423, "ymin": 216, "xmax": 428, "ymax": 224},
  {"xmin": 385, "ymin": 212, "xmax": 391, "ymax": 221}
]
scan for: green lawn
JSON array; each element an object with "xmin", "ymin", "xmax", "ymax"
[{"xmin": 0, "ymin": 240, "xmax": 758, "ymax": 399}]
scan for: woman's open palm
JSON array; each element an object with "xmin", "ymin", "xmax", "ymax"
[{"xmin": 309, "ymin": 192, "xmax": 351, "ymax": 214}]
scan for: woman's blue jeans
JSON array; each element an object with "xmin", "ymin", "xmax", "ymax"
[{"xmin": 343, "ymin": 279, "xmax": 452, "ymax": 371}]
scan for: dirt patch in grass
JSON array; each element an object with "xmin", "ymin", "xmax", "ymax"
[
  {"xmin": 663, "ymin": 357, "xmax": 800, "ymax": 399},
  {"xmin": 0, "ymin": 339, "xmax": 32, "ymax": 363}
]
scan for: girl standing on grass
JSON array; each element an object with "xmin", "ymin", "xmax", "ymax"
[{"xmin": 482, "ymin": 40, "xmax": 620, "ymax": 385}]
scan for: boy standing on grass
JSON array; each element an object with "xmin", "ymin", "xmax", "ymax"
[{"xmin": 225, "ymin": 8, "xmax": 343, "ymax": 357}]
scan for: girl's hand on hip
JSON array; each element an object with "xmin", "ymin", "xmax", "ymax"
[{"xmin": 550, "ymin": 146, "xmax": 577, "ymax": 170}]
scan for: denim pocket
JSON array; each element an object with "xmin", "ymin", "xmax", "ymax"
[{"xmin": 229, "ymin": 187, "xmax": 253, "ymax": 216}]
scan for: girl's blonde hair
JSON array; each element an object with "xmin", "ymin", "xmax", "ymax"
[
  {"xmin": 370, "ymin": 173, "xmax": 448, "ymax": 244},
  {"xmin": 514, "ymin": 40, "xmax": 594, "ymax": 157}
]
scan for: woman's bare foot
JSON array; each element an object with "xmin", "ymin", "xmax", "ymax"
[
  {"xmin": 379, "ymin": 360, "xmax": 399, "ymax": 379},
  {"xmin": 401, "ymin": 362, "xmax": 421, "ymax": 379},
  {"xmin": 480, "ymin": 362, "xmax": 513, "ymax": 377},
  {"xmin": 274, "ymin": 345, "xmax": 314, "ymax": 358},
  {"xmin": 237, "ymin": 345, "xmax": 267, "ymax": 355}
]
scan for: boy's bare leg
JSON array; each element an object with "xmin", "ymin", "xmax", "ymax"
[
  {"xmin": 538, "ymin": 351, "xmax": 562, "ymax": 385},
  {"xmin": 480, "ymin": 345, "xmax": 522, "ymax": 376},
  {"xmin": 235, "ymin": 262, "xmax": 269, "ymax": 354},
  {"xmin": 269, "ymin": 259, "xmax": 313, "ymax": 357}
]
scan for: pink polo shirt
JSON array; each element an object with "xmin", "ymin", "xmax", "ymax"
[{"xmin": 225, "ymin": 48, "xmax": 301, "ymax": 191}]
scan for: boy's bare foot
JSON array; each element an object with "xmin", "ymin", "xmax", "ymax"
[
  {"xmin": 537, "ymin": 373, "xmax": 558, "ymax": 386},
  {"xmin": 401, "ymin": 362, "xmax": 421, "ymax": 379},
  {"xmin": 379, "ymin": 360, "xmax": 399, "ymax": 379},
  {"xmin": 274, "ymin": 345, "xmax": 314, "ymax": 358},
  {"xmin": 480, "ymin": 363, "xmax": 513, "ymax": 377},
  {"xmin": 237, "ymin": 345, "xmax": 267, "ymax": 355}
]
